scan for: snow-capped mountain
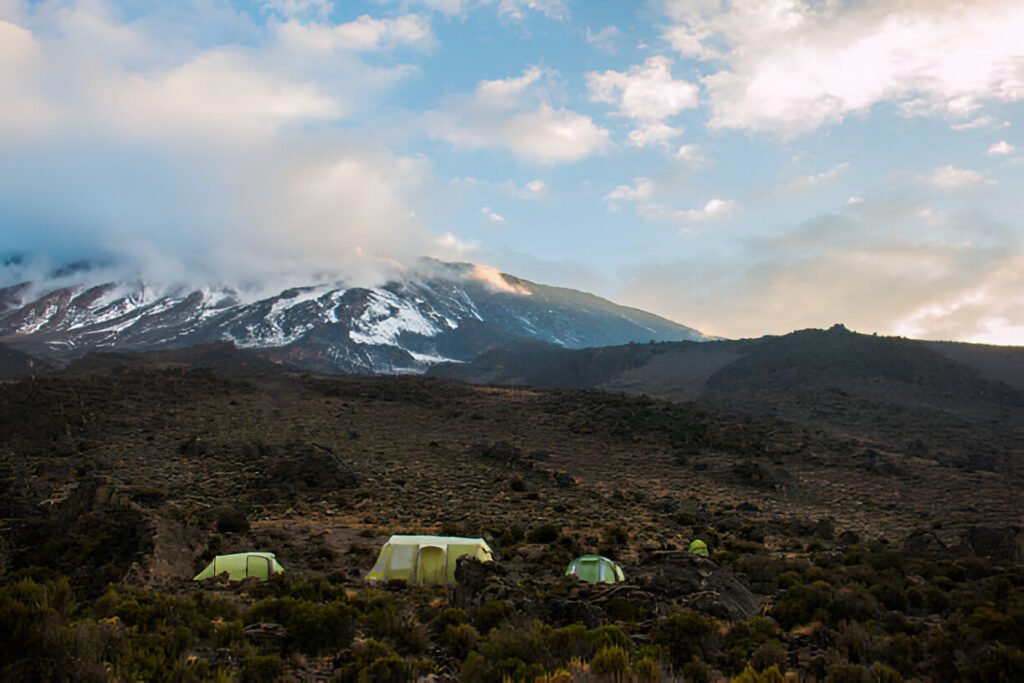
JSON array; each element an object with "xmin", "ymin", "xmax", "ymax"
[{"xmin": 0, "ymin": 261, "xmax": 708, "ymax": 374}]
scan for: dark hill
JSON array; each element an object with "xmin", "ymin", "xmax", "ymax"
[
  {"xmin": 430, "ymin": 325, "xmax": 1024, "ymax": 473},
  {"xmin": 0, "ymin": 342, "xmax": 51, "ymax": 379}
]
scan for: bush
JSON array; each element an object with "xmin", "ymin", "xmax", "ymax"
[
  {"xmin": 591, "ymin": 645, "xmax": 630, "ymax": 679},
  {"xmin": 214, "ymin": 506, "xmax": 250, "ymax": 534},
  {"xmin": 651, "ymin": 609, "xmax": 718, "ymax": 670},
  {"xmin": 245, "ymin": 597, "xmax": 355, "ymax": 655},
  {"xmin": 528, "ymin": 524, "xmax": 561, "ymax": 544}
]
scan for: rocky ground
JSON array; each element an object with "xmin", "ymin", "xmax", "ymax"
[{"xmin": 0, "ymin": 347, "xmax": 1021, "ymax": 681}]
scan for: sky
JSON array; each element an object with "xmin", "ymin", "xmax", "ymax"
[{"xmin": 1, "ymin": 0, "xmax": 1022, "ymax": 344}]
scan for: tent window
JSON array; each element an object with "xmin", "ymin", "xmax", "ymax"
[{"xmin": 389, "ymin": 545, "xmax": 416, "ymax": 571}]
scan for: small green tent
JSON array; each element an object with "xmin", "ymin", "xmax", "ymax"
[
  {"xmin": 565, "ymin": 555, "xmax": 625, "ymax": 584},
  {"xmin": 366, "ymin": 535, "xmax": 492, "ymax": 586},
  {"xmin": 193, "ymin": 552, "xmax": 284, "ymax": 582},
  {"xmin": 688, "ymin": 539, "xmax": 709, "ymax": 557}
]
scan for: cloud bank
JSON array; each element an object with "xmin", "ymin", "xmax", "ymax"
[{"xmin": 0, "ymin": 1, "xmax": 445, "ymax": 290}]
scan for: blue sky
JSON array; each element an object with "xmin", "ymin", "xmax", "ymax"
[{"xmin": 1, "ymin": 0, "xmax": 1022, "ymax": 343}]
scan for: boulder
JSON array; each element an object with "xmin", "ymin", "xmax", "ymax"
[{"xmin": 638, "ymin": 551, "xmax": 761, "ymax": 621}]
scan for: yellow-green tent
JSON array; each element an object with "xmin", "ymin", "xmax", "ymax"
[
  {"xmin": 688, "ymin": 539, "xmax": 709, "ymax": 557},
  {"xmin": 193, "ymin": 552, "xmax": 284, "ymax": 581},
  {"xmin": 565, "ymin": 555, "xmax": 625, "ymax": 584},
  {"xmin": 365, "ymin": 535, "xmax": 492, "ymax": 586}
]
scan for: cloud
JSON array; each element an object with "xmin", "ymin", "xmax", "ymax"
[
  {"xmin": 987, "ymin": 140, "xmax": 1014, "ymax": 156},
  {"xmin": 586, "ymin": 56, "xmax": 699, "ymax": 146},
  {"xmin": 926, "ymin": 165, "xmax": 997, "ymax": 189},
  {"xmin": 621, "ymin": 197, "xmax": 1023, "ymax": 344},
  {"xmin": 262, "ymin": 0, "xmax": 333, "ymax": 20},
  {"xmin": 488, "ymin": 0, "xmax": 567, "ymax": 22},
  {"xmin": 675, "ymin": 144, "xmax": 710, "ymax": 167},
  {"xmin": 950, "ymin": 115, "xmax": 1010, "ymax": 131},
  {"xmin": 604, "ymin": 178, "xmax": 653, "ymax": 204},
  {"xmin": 276, "ymin": 14, "xmax": 435, "ymax": 52},
  {"xmin": 661, "ymin": 1, "xmax": 1024, "ymax": 135},
  {"xmin": 389, "ymin": 0, "xmax": 565, "ymax": 20},
  {"xmin": 0, "ymin": 3, "xmax": 439, "ymax": 288},
  {"xmin": 429, "ymin": 67, "xmax": 609, "ymax": 163},
  {"xmin": 777, "ymin": 162, "xmax": 852, "ymax": 194},
  {"xmin": 639, "ymin": 198, "xmax": 738, "ymax": 224},
  {"xmin": 585, "ymin": 25, "xmax": 621, "ymax": 53},
  {"xmin": 480, "ymin": 206, "xmax": 508, "ymax": 224},
  {"xmin": 524, "ymin": 179, "xmax": 545, "ymax": 194}
]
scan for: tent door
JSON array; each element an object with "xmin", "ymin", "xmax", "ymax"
[
  {"xmin": 416, "ymin": 546, "xmax": 447, "ymax": 586},
  {"xmin": 247, "ymin": 555, "xmax": 271, "ymax": 580}
]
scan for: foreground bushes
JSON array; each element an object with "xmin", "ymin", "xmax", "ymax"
[{"xmin": 1, "ymin": 545, "xmax": 1022, "ymax": 682}]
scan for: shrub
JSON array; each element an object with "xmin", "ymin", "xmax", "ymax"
[
  {"xmin": 591, "ymin": 645, "xmax": 630, "ymax": 679},
  {"xmin": 239, "ymin": 655, "xmax": 285, "ymax": 682},
  {"xmin": 651, "ymin": 609, "xmax": 718, "ymax": 670},
  {"xmin": 474, "ymin": 599, "xmax": 515, "ymax": 633},
  {"xmin": 528, "ymin": 524, "xmax": 561, "ymax": 544},
  {"xmin": 245, "ymin": 597, "xmax": 355, "ymax": 655},
  {"xmin": 442, "ymin": 623, "xmax": 479, "ymax": 661}
]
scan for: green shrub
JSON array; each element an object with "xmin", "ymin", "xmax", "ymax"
[
  {"xmin": 442, "ymin": 623, "xmax": 479, "ymax": 661},
  {"xmin": 591, "ymin": 645, "xmax": 630, "ymax": 679},
  {"xmin": 240, "ymin": 655, "xmax": 285, "ymax": 682},
  {"xmin": 474, "ymin": 599, "xmax": 515, "ymax": 633},
  {"xmin": 651, "ymin": 609, "xmax": 718, "ymax": 670},
  {"xmin": 245, "ymin": 597, "xmax": 355, "ymax": 655}
]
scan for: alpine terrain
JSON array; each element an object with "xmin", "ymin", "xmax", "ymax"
[{"xmin": 0, "ymin": 261, "xmax": 706, "ymax": 374}]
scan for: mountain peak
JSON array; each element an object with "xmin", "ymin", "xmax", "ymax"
[{"xmin": 0, "ymin": 262, "xmax": 708, "ymax": 374}]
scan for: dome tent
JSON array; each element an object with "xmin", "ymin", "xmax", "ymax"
[
  {"xmin": 688, "ymin": 539, "xmax": 709, "ymax": 557},
  {"xmin": 366, "ymin": 535, "xmax": 493, "ymax": 586},
  {"xmin": 565, "ymin": 554, "xmax": 625, "ymax": 584},
  {"xmin": 193, "ymin": 552, "xmax": 284, "ymax": 581}
]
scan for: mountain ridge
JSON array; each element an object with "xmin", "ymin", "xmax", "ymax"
[{"xmin": 0, "ymin": 261, "xmax": 707, "ymax": 374}]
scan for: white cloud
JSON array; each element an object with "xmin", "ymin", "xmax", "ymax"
[
  {"xmin": 263, "ymin": 0, "xmax": 333, "ymax": 19},
  {"xmin": 277, "ymin": 14, "xmax": 434, "ymax": 52},
  {"xmin": 585, "ymin": 25, "xmax": 621, "ymax": 53},
  {"xmin": 432, "ymin": 231, "xmax": 478, "ymax": 256},
  {"xmin": 393, "ymin": 0, "xmax": 565, "ymax": 20},
  {"xmin": 640, "ymin": 198, "xmax": 738, "ymax": 224},
  {"xmin": 480, "ymin": 206, "xmax": 508, "ymax": 224},
  {"xmin": 0, "ymin": 4, "xmax": 438, "ymax": 286},
  {"xmin": 987, "ymin": 140, "xmax": 1014, "ymax": 156},
  {"xmin": 950, "ymin": 115, "xmax": 1010, "ymax": 131},
  {"xmin": 525, "ymin": 179, "xmax": 545, "ymax": 194},
  {"xmin": 662, "ymin": 1, "xmax": 1024, "ymax": 135},
  {"xmin": 927, "ymin": 165, "xmax": 997, "ymax": 189},
  {"xmin": 675, "ymin": 144, "xmax": 710, "ymax": 167},
  {"xmin": 429, "ymin": 67, "xmax": 609, "ymax": 163},
  {"xmin": 778, "ymin": 162, "xmax": 851, "ymax": 194},
  {"xmin": 622, "ymin": 197, "xmax": 1023, "ymax": 344},
  {"xmin": 488, "ymin": 0, "xmax": 567, "ymax": 22},
  {"xmin": 586, "ymin": 56, "xmax": 699, "ymax": 146},
  {"xmin": 604, "ymin": 178, "xmax": 653, "ymax": 204}
]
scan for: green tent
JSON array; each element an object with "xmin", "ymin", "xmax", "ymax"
[
  {"xmin": 565, "ymin": 555, "xmax": 625, "ymax": 584},
  {"xmin": 688, "ymin": 539, "xmax": 709, "ymax": 557},
  {"xmin": 366, "ymin": 535, "xmax": 493, "ymax": 586},
  {"xmin": 193, "ymin": 552, "xmax": 284, "ymax": 582}
]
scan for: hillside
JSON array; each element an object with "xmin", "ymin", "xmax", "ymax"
[
  {"xmin": 430, "ymin": 325, "xmax": 1024, "ymax": 473},
  {"xmin": 0, "ymin": 349, "xmax": 1021, "ymax": 680}
]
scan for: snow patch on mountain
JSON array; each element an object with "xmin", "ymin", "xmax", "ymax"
[{"xmin": 349, "ymin": 289, "xmax": 449, "ymax": 346}]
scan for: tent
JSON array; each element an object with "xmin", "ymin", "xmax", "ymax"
[
  {"xmin": 688, "ymin": 539, "xmax": 709, "ymax": 557},
  {"xmin": 366, "ymin": 535, "xmax": 493, "ymax": 586},
  {"xmin": 193, "ymin": 552, "xmax": 284, "ymax": 582},
  {"xmin": 565, "ymin": 555, "xmax": 625, "ymax": 584}
]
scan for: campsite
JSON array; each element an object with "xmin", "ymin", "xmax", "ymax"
[{"xmin": 0, "ymin": 340, "xmax": 1020, "ymax": 681}]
